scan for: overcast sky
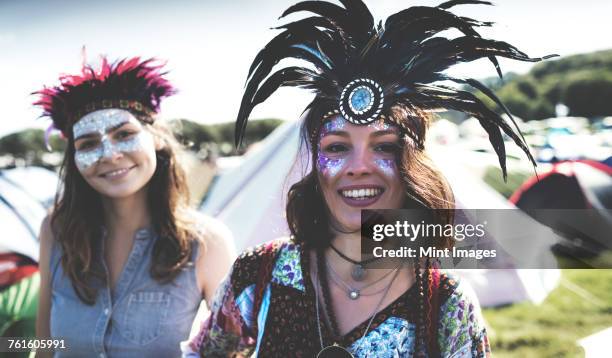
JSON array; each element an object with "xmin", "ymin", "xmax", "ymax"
[{"xmin": 0, "ymin": 0, "xmax": 610, "ymax": 136}]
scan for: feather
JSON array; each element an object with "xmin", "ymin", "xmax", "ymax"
[
  {"xmin": 280, "ymin": 1, "xmax": 365, "ymax": 40},
  {"xmin": 383, "ymin": 6, "xmax": 503, "ymax": 77},
  {"xmin": 236, "ymin": 67, "xmax": 321, "ymax": 146},
  {"xmin": 34, "ymin": 56, "xmax": 175, "ymax": 135},
  {"xmin": 437, "ymin": 0, "xmax": 493, "ymax": 10},
  {"xmin": 247, "ymin": 27, "xmax": 332, "ymax": 83},
  {"xmin": 451, "ymin": 76, "xmax": 528, "ymax": 145},
  {"xmin": 235, "ymin": 0, "xmax": 555, "ymax": 182},
  {"xmin": 410, "ymin": 83, "xmax": 537, "ymax": 178}
]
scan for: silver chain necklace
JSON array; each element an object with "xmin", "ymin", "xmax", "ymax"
[
  {"xmin": 314, "ymin": 260, "xmax": 401, "ymax": 357},
  {"xmin": 326, "ymin": 260, "xmax": 402, "ymax": 300}
]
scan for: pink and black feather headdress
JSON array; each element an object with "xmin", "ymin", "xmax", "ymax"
[
  {"xmin": 34, "ymin": 56, "xmax": 175, "ymax": 137},
  {"xmin": 235, "ymin": 0, "xmax": 557, "ymax": 179}
]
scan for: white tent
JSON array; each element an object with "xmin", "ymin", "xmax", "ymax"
[
  {"xmin": 0, "ymin": 166, "xmax": 58, "ymax": 261},
  {"xmin": 200, "ymin": 122, "xmax": 561, "ymax": 307},
  {"xmin": 1, "ymin": 166, "xmax": 59, "ymax": 207},
  {"xmin": 579, "ymin": 327, "xmax": 612, "ymax": 358}
]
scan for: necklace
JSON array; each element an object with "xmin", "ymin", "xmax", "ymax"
[
  {"xmin": 314, "ymin": 255, "xmax": 400, "ymax": 358},
  {"xmin": 329, "ymin": 243, "xmax": 380, "ymax": 281},
  {"xmin": 326, "ymin": 259, "xmax": 401, "ymax": 300}
]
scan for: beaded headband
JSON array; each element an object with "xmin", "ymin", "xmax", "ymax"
[{"xmin": 70, "ymin": 99, "xmax": 155, "ymax": 125}]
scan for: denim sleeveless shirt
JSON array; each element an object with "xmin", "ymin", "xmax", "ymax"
[{"xmin": 49, "ymin": 228, "xmax": 202, "ymax": 358}]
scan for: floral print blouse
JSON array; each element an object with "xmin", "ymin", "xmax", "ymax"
[{"xmin": 183, "ymin": 239, "xmax": 491, "ymax": 357}]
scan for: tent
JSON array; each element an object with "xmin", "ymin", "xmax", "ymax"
[
  {"xmin": 0, "ymin": 166, "xmax": 58, "ymax": 261},
  {"xmin": 0, "ymin": 166, "xmax": 55, "ymax": 345},
  {"xmin": 200, "ymin": 122, "xmax": 561, "ymax": 307},
  {"xmin": 579, "ymin": 327, "xmax": 612, "ymax": 358},
  {"xmin": 510, "ymin": 160, "xmax": 612, "ymax": 258}
]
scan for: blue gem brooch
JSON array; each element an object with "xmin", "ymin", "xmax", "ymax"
[{"xmin": 339, "ymin": 78, "xmax": 384, "ymax": 124}]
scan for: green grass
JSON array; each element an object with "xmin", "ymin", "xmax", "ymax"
[
  {"xmin": 479, "ymin": 167, "xmax": 612, "ymax": 356},
  {"xmin": 482, "ymin": 269, "xmax": 612, "ymax": 357},
  {"xmin": 555, "ymin": 251, "xmax": 612, "ymax": 269}
]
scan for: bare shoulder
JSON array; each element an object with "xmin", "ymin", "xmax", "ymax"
[
  {"xmin": 36, "ymin": 215, "xmax": 56, "ymax": 346},
  {"xmin": 188, "ymin": 210, "xmax": 236, "ymax": 258},
  {"xmin": 186, "ymin": 210, "xmax": 236, "ymax": 300},
  {"xmin": 37, "ymin": 214, "xmax": 58, "ymax": 276},
  {"xmin": 39, "ymin": 214, "xmax": 55, "ymax": 249}
]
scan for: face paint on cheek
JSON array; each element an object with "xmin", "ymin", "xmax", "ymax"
[
  {"xmin": 75, "ymin": 148, "xmax": 104, "ymax": 170},
  {"xmin": 317, "ymin": 153, "xmax": 347, "ymax": 178},
  {"xmin": 374, "ymin": 158, "xmax": 398, "ymax": 178},
  {"xmin": 74, "ymin": 133, "xmax": 148, "ymax": 170},
  {"xmin": 317, "ymin": 116, "xmax": 349, "ymax": 178},
  {"xmin": 369, "ymin": 118, "xmax": 401, "ymax": 178},
  {"xmin": 72, "ymin": 109, "xmax": 146, "ymax": 171}
]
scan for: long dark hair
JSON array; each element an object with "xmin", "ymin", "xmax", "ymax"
[
  {"xmin": 286, "ymin": 102, "xmax": 455, "ymax": 355},
  {"xmin": 50, "ymin": 120, "xmax": 198, "ymax": 305}
]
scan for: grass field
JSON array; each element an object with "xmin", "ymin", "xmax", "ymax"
[
  {"xmin": 480, "ymin": 164, "xmax": 612, "ymax": 356},
  {"xmin": 482, "ymin": 269, "xmax": 612, "ymax": 357}
]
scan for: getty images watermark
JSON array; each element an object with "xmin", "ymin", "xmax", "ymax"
[
  {"xmin": 360, "ymin": 209, "xmax": 612, "ymax": 269},
  {"xmin": 370, "ymin": 220, "xmax": 495, "ymax": 260}
]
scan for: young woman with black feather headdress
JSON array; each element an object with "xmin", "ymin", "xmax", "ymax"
[{"xmin": 184, "ymin": 0, "xmax": 555, "ymax": 357}]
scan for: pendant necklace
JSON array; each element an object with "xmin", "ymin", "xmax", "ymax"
[
  {"xmin": 330, "ymin": 243, "xmax": 380, "ymax": 281},
  {"xmin": 314, "ymin": 258, "xmax": 400, "ymax": 358},
  {"xmin": 326, "ymin": 259, "xmax": 402, "ymax": 300}
]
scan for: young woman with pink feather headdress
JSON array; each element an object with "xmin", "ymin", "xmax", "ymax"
[{"xmin": 34, "ymin": 56, "xmax": 234, "ymax": 357}]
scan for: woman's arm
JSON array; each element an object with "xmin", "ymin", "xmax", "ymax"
[
  {"xmin": 182, "ymin": 267, "xmax": 257, "ymax": 358},
  {"xmin": 35, "ymin": 216, "xmax": 53, "ymax": 358},
  {"xmin": 183, "ymin": 236, "xmax": 284, "ymax": 357},
  {"xmin": 438, "ymin": 275, "xmax": 491, "ymax": 358},
  {"xmin": 195, "ymin": 216, "xmax": 236, "ymax": 306},
  {"xmin": 180, "ymin": 217, "xmax": 256, "ymax": 357}
]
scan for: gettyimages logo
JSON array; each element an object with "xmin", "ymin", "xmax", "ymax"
[{"xmin": 371, "ymin": 221, "xmax": 487, "ymax": 242}]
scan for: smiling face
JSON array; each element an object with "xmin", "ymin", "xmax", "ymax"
[
  {"xmin": 316, "ymin": 115, "xmax": 406, "ymax": 231},
  {"xmin": 73, "ymin": 109, "xmax": 158, "ymax": 199}
]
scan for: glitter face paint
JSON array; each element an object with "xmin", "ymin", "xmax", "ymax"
[
  {"xmin": 370, "ymin": 118, "xmax": 400, "ymax": 178},
  {"xmin": 317, "ymin": 116, "xmax": 348, "ymax": 178},
  {"xmin": 367, "ymin": 117, "xmax": 393, "ymax": 131},
  {"xmin": 316, "ymin": 115, "xmax": 406, "ymax": 230},
  {"xmin": 317, "ymin": 116, "xmax": 401, "ymax": 179},
  {"xmin": 374, "ymin": 158, "xmax": 397, "ymax": 177},
  {"xmin": 73, "ymin": 109, "xmax": 151, "ymax": 170}
]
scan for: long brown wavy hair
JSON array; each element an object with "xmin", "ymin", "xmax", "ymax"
[
  {"xmin": 285, "ymin": 103, "xmax": 455, "ymax": 356},
  {"xmin": 50, "ymin": 119, "xmax": 198, "ymax": 305}
]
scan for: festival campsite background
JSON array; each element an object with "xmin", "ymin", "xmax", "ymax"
[{"xmin": 1, "ymin": 0, "xmax": 611, "ymax": 356}]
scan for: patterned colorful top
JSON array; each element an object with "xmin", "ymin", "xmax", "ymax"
[{"xmin": 183, "ymin": 239, "xmax": 491, "ymax": 357}]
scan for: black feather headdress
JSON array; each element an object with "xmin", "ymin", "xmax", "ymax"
[{"xmin": 235, "ymin": 0, "xmax": 556, "ymax": 179}]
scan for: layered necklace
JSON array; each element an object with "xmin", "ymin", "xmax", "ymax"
[
  {"xmin": 326, "ymin": 259, "xmax": 402, "ymax": 300},
  {"xmin": 314, "ymin": 250, "xmax": 401, "ymax": 358},
  {"xmin": 329, "ymin": 243, "xmax": 380, "ymax": 281}
]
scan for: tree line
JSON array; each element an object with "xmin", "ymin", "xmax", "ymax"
[
  {"xmin": 0, "ymin": 118, "xmax": 283, "ymax": 168},
  {"xmin": 474, "ymin": 49, "xmax": 612, "ymax": 120}
]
